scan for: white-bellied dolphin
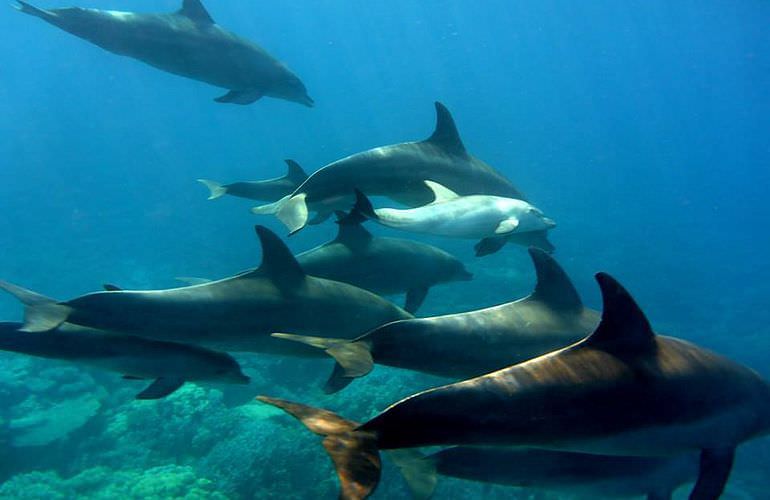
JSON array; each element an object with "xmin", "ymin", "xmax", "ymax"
[
  {"xmin": 0, "ymin": 321, "xmax": 249, "ymax": 399},
  {"xmin": 15, "ymin": 0, "xmax": 313, "ymax": 106},
  {"xmin": 396, "ymin": 447, "xmax": 696, "ymax": 500},
  {"xmin": 258, "ymin": 273, "xmax": 770, "ymax": 499},
  {"xmin": 0, "ymin": 226, "xmax": 412, "ymax": 355},
  {"xmin": 295, "ymin": 211, "xmax": 472, "ymax": 314},
  {"xmin": 198, "ymin": 160, "xmax": 308, "ymax": 202},
  {"xmin": 251, "ymin": 103, "xmax": 549, "ymax": 245},
  {"xmin": 346, "ymin": 182, "xmax": 555, "ymax": 255},
  {"xmin": 275, "ymin": 248, "xmax": 596, "ymax": 393}
]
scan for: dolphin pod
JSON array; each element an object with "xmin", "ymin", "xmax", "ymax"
[
  {"xmin": 259, "ymin": 273, "xmax": 770, "ymax": 499},
  {"xmin": 15, "ymin": 0, "xmax": 313, "ymax": 106},
  {"xmin": 0, "ymin": 226, "xmax": 412, "ymax": 355},
  {"xmin": 274, "ymin": 247, "xmax": 597, "ymax": 393},
  {"xmin": 0, "ymin": 322, "xmax": 249, "ymax": 399}
]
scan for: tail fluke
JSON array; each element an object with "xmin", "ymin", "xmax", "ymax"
[
  {"xmin": 271, "ymin": 333, "xmax": 374, "ymax": 394},
  {"xmin": 257, "ymin": 396, "xmax": 381, "ymax": 500},
  {"xmin": 0, "ymin": 280, "xmax": 70, "ymax": 332},
  {"xmin": 197, "ymin": 179, "xmax": 227, "ymax": 200},
  {"xmin": 388, "ymin": 450, "xmax": 438, "ymax": 500}
]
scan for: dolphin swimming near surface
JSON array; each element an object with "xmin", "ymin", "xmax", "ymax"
[
  {"xmin": 275, "ymin": 247, "xmax": 597, "ymax": 392},
  {"xmin": 259, "ymin": 273, "xmax": 770, "ymax": 500},
  {"xmin": 394, "ymin": 447, "xmax": 697, "ymax": 500},
  {"xmin": 346, "ymin": 182, "xmax": 555, "ymax": 255},
  {"xmin": 198, "ymin": 160, "xmax": 308, "ymax": 202},
  {"xmin": 15, "ymin": 0, "xmax": 314, "ymax": 106},
  {"xmin": 295, "ymin": 211, "xmax": 473, "ymax": 314},
  {"xmin": 251, "ymin": 102, "xmax": 551, "ymax": 249},
  {"xmin": 0, "ymin": 226, "xmax": 412, "ymax": 355},
  {"xmin": 0, "ymin": 321, "xmax": 249, "ymax": 399}
]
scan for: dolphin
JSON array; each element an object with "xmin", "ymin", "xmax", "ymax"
[
  {"xmin": 258, "ymin": 273, "xmax": 770, "ymax": 500},
  {"xmin": 346, "ymin": 183, "xmax": 555, "ymax": 255},
  {"xmin": 295, "ymin": 211, "xmax": 473, "ymax": 314},
  {"xmin": 198, "ymin": 160, "xmax": 308, "ymax": 202},
  {"xmin": 395, "ymin": 447, "xmax": 697, "ymax": 500},
  {"xmin": 0, "ymin": 321, "xmax": 249, "ymax": 399},
  {"xmin": 274, "ymin": 247, "xmax": 597, "ymax": 393},
  {"xmin": 0, "ymin": 226, "xmax": 412, "ymax": 355},
  {"xmin": 15, "ymin": 0, "xmax": 313, "ymax": 106},
  {"xmin": 251, "ymin": 103, "xmax": 547, "ymax": 243}
]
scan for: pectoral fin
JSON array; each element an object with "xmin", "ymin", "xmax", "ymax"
[
  {"xmin": 494, "ymin": 218, "xmax": 519, "ymax": 234},
  {"xmin": 122, "ymin": 375, "xmax": 145, "ymax": 380},
  {"xmin": 474, "ymin": 236, "xmax": 507, "ymax": 257},
  {"xmin": 404, "ymin": 287, "xmax": 429, "ymax": 314},
  {"xmin": 136, "ymin": 377, "xmax": 185, "ymax": 399},
  {"xmin": 214, "ymin": 89, "xmax": 263, "ymax": 105},
  {"xmin": 688, "ymin": 447, "xmax": 735, "ymax": 500}
]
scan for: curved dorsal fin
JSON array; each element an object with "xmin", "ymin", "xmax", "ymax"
[
  {"xmin": 424, "ymin": 180, "xmax": 460, "ymax": 203},
  {"xmin": 179, "ymin": 0, "xmax": 214, "ymax": 24},
  {"xmin": 585, "ymin": 273, "xmax": 655, "ymax": 354},
  {"xmin": 253, "ymin": 226, "xmax": 305, "ymax": 288},
  {"xmin": 526, "ymin": 248, "xmax": 582, "ymax": 311},
  {"xmin": 424, "ymin": 102, "xmax": 466, "ymax": 156},
  {"xmin": 333, "ymin": 211, "xmax": 373, "ymax": 245},
  {"xmin": 284, "ymin": 159, "xmax": 308, "ymax": 184}
]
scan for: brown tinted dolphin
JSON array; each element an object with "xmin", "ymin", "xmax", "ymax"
[
  {"xmin": 398, "ymin": 447, "xmax": 697, "ymax": 500},
  {"xmin": 259, "ymin": 273, "xmax": 770, "ymax": 500},
  {"xmin": 198, "ymin": 160, "xmax": 308, "ymax": 202},
  {"xmin": 15, "ymin": 0, "xmax": 313, "ymax": 106},
  {"xmin": 0, "ymin": 226, "xmax": 412, "ymax": 355},
  {"xmin": 296, "ymin": 212, "xmax": 472, "ymax": 314},
  {"xmin": 251, "ymin": 103, "xmax": 551, "ymax": 251},
  {"xmin": 275, "ymin": 247, "xmax": 596, "ymax": 392},
  {"xmin": 0, "ymin": 321, "xmax": 249, "ymax": 399}
]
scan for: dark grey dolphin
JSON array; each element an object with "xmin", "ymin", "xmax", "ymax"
[
  {"xmin": 0, "ymin": 226, "xmax": 412, "ymax": 355},
  {"xmin": 198, "ymin": 160, "xmax": 308, "ymax": 202},
  {"xmin": 0, "ymin": 321, "xmax": 249, "ymax": 399},
  {"xmin": 259, "ymin": 273, "xmax": 770, "ymax": 500},
  {"xmin": 397, "ymin": 447, "xmax": 697, "ymax": 500},
  {"xmin": 295, "ymin": 211, "xmax": 472, "ymax": 314},
  {"xmin": 252, "ymin": 102, "xmax": 552, "ymax": 253},
  {"xmin": 15, "ymin": 0, "xmax": 313, "ymax": 106},
  {"xmin": 275, "ymin": 247, "xmax": 596, "ymax": 392}
]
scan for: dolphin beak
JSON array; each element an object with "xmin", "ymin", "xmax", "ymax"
[
  {"xmin": 301, "ymin": 94, "xmax": 314, "ymax": 108},
  {"xmin": 460, "ymin": 270, "xmax": 474, "ymax": 281},
  {"xmin": 235, "ymin": 373, "xmax": 251, "ymax": 384},
  {"xmin": 543, "ymin": 217, "xmax": 557, "ymax": 229}
]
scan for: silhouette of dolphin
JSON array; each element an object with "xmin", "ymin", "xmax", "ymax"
[{"xmin": 15, "ymin": 0, "xmax": 313, "ymax": 106}]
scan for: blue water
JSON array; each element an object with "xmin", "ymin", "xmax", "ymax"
[{"xmin": 1, "ymin": 1, "xmax": 769, "ymax": 498}]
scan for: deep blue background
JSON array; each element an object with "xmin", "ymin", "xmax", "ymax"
[{"xmin": 0, "ymin": 2, "xmax": 769, "ymax": 494}]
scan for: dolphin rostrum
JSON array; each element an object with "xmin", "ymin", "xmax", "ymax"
[
  {"xmin": 251, "ymin": 102, "xmax": 550, "ymax": 248},
  {"xmin": 295, "ymin": 211, "xmax": 473, "ymax": 314},
  {"xmin": 0, "ymin": 226, "xmax": 412, "ymax": 355},
  {"xmin": 346, "ymin": 182, "xmax": 556, "ymax": 255},
  {"xmin": 198, "ymin": 160, "xmax": 308, "ymax": 202},
  {"xmin": 274, "ymin": 247, "xmax": 597, "ymax": 393},
  {"xmin": 15, "ymin": 0, "xmax": 313, "ymax": 106},
  {"xmin": 395, "ymin": 447, "xmax": 697, "ymax": 500},
  {"xmin": 259, "ymin": 273, "xmax": 770, "ymax": 499},
  {"xmin": 0, "ymin": 321, "xmax": 249, "ymax": 399}
]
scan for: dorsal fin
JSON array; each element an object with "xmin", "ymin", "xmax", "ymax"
[
  {"xmin": 333, "ymin": 211, "xmax": 373, "ymax": 245},
  {"xmin": 585, "ymin": 273, "xmax": 655, "ymax": 354},
  {"xmin": 424, "ymin": 102, "xmax": 466, "ymax": 156},
  {"xmin": 102, "ymin": 284, "xmax": 122, "ymax": 292},
  {"xmin": 526, "ymin": 248, "xmax": 582, "ymax": 311},
  {"xmin": 424, "ymin": 180, "xmax": 460, "ymax": 203},
  {"xmin": 254, "ymin": 226, "xmax": 306, "ymax": 288},
  {"xmin": 178, "ymin": 0, "xmax": 214, "ymax": 24},
  {"xmin": 284, "ymin": 159, "xmax": 308, "ymax": 184}
]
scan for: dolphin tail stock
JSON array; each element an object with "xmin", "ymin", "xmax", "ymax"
[
  {"xmin": 271, "ymin": 333, "xmax": 373, "ymax": 393},
  {"xmin": 0, "ymin": 280, "xmax": 71, "ymax": 332},
  {"xmin": 257, "ymin": 396, "xmax": 381, "ymax": 500},
  {"xmin": 387, "ymin": 449, "xmax": 438, "ymax": 500},
  {"xmin": 13, "ymin": 1, "xmax": 53, "ymax": 20},
  {"xmin": 197, "ymin": 179, "xmax": 227, "ymax": 200}
]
